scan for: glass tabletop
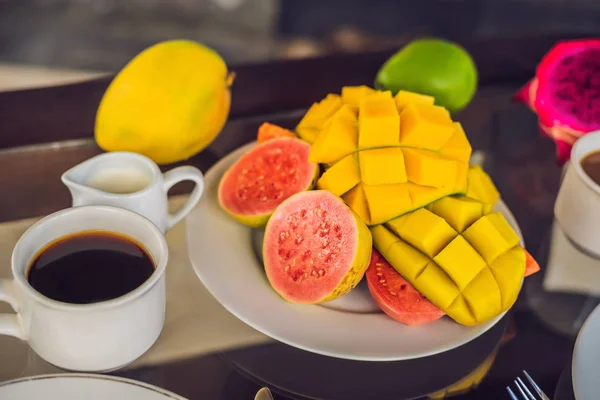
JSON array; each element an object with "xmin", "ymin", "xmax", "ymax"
[{"xmin": 0, "ymin": 83, "xmax": 586, "ymax": 400}]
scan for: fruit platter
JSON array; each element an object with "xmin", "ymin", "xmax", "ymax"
[{"xmin": 185, "ymin": 86, "xmax": 540, "ymax": 361}]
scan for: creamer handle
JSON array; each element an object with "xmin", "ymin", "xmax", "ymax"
[{"xmin": 163, "ymin": 166, "xmax": 205, "ymax": 231}]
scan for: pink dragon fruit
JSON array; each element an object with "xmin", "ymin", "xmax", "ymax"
[{"xmin": 514, "ymin": 39, "xmax": 600, "ymax": 165}]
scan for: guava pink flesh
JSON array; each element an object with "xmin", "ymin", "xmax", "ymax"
[
  {"xmin": 263, "ymin": 191, "xmax": 358, "ymax": 304},
  {"xmin": 537, "ymin": 43, "xmax": 600, "ymax": 133},
  {"xmin": 218, "ymin": 138, "xmax": 316, "ymax": 218}
]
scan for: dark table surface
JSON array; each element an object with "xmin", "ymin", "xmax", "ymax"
[{"xmin": 0, "ymin": 33, "xmax": 591, "ymax": 399}]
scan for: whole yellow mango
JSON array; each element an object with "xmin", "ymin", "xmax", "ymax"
[{"xmin": 95, "ymin": 40, "xmax": 234, "ymax": 164}]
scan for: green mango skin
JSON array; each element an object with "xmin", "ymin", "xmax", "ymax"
[{"xmin": 375, "ymin": 38, "xmax": 478, "ymax": 114}]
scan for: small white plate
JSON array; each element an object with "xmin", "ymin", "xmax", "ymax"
[
  {"xmin": 186, "ymin": 142, "xmax": 524, "ymax": 361},
  {"xmin": 0, "ymin": 374, "xmax": 186, "ymax": 400},
  {"xmin": 572, "ymin": 304, "xmax": 600, "ymax": 400}
]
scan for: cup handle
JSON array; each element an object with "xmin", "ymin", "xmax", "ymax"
[
  {"xmin": 163, "ymin": 166, "xmax": 205, "ymax": 231},
  {"xmin": 0, "ymin": 279, "xmax": 25, "ymax": 340}
]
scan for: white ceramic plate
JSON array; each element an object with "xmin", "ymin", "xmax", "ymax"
[
  {"xmin": 0, "ymin": 374, "xmax": 186, "ymax": 400},
  {"xmin": 186, "ymin": 142, "xmax": 525, "ymax": 361},
  {"xmin": 572, "ymin": 304, "xmax": 600, "ymax": 399}
]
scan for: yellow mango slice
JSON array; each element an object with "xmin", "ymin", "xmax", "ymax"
[
  {"xmin": 317, "ymin": 154, "xmax": 360, "ymax": 196},
  {"xmin": 466, "ymin": 165, "xmax": 500, "ymax": 205},
  {"xmin": 342, "ymin": 184, "xmax": 370, "ymax": 223},
  {"xmin": 371, "ymin": 195, "xmax": 525, "ymax": 326},
  {"xmin": 439, "ymin": 122, "xmax": 472, "ymax": 162},
  {"xmin": 414, "ymin": 262, "xmax": 461, "ymax": 309},
  {"xmin": 358, "ymin": 91, "xmax": 400, "ymax": 149},
  {"xmin": 463, "ymin": 212, "xmax": 520, "ymax": 264},
  {"xmin": 342, "ymin": 85, "xmax": 376, "ymax": 108},
  {"xmin": 427, "ymin": 195, "xmax": 484, "ymax": 232},
  {"xmin": 489, "ymin": 246, "xmax": 526, "ymax": 309},
  {"xmin": 358, "ymin": 148, "xmax": 407, "ymax": 185},
  {"xmin": 363, "ymin": 183, "xmax": 411, "ymax": 225},
  {"xmin": 462, "ymin": 269, "xmax": 502, "ymax": 325},
  {"xmin": 399, "ymin": 103, "xmax": 454, "ymax": 150},
  {"xmin": 433, "ymin": 236, "xmax": 486, "ymax": 290},
  {"xmin": 386, "ymin": 208, "xmax": 457, "ymax": 257},
  {"xmin": 309, "ymin": 105, "xmax": 358, "ymax": 164},
  {"xmin": 403, "ymin": 149, "xmax": 458, "ymax": 188},
  {"xmin": 394, "ymin": 90, "xmax": 435, "ymax": 113},
  {"xmin": 296, "ymin": 94, "xmax": 343, "ymax": 143}
]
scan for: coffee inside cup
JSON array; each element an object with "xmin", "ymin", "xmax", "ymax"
[
  {"xmin": 27, "ymin": 231, "xmax": 155, "ymax": 304},
  {"xmin": 581, "ymin": 150, "xmax": 600, "ymax": 186}
]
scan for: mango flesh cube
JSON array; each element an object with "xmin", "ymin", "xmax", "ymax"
[
  {"xmin": 414, "ymin": 262, "xmax": 460, "ymax": 309},
  {"xmin": 427, "ymin": 196, "xmax": 484, "ymax": 232},
  {"xmin": 463, "ymin": 212, "xmax": 520, "ymax": 264},
  {"xmin": 309, "ymin": 105, "xmax": 358, "ymax": 164},
  {"xmin": 363, "ymin": 183, "xmax": 411, "ymax": 225},
  {"xmin": 466, "ymin": 165, "xmax": 500, "ymax": 205},
  {"xmin": 342, "ymin": 184, "xmax": 370, "ymax": 224},
  {"xmin": 342, "ymin": 85, "xmax": 376, "ymax": 107},
  {"xmin": 317, "ymin": 154, "xmax": 360, "ymax": 196},
  {"xmin": 446, "ymin": 296, "xmax": 477, "ymax": 326},
  {"xmin": 461, "ymin": 269, "xmax": 502, "ymax": 324},
  {"xmin": 454, "ymin": 161, "xmax": 469, "ymax": 193},
  {"xmin": 407, "ymin": 183, "xmax": 456, "ymax": 209},
  {"xmin": 358, "ymin": 92, "xmax": 400, "ymax": 149},
  {"xmin": 296, "ymin": 94, "xmax": 343, "ymax": 143},
  {"xmin": 489, "ymin": 246, "xmax": 526, "ymax": 310},
  {"xmin": 399, "ymin": 103, "xmax": 455, "ymax": 150},
  {"xmin": 394, "ymin": 90, "xmax": 435, "ymax": 112},
  {"xmin": 358, "ymin": 148, "xmax": 407, "ymax": 185},
  {"xmin": 386, "ymin": 208, "xmax": 457, "ymax": 257},
  {"xmin": 370, "ymin": 225, "xmax": 401, "ymax": 255},
  {"xmin": 384, "ymin": 238, "xmax": 431, "ymax": 281},
  {"xmin": 439, "ymin": 122, "xmax": 472, "ymax": 163},
  {"xmin": 403, "ymin": 149, "xmax": 458, "ymax": 188},
  {"xmin": 433, "ymin": 235, "xmax": 486, "ymax": 290}
]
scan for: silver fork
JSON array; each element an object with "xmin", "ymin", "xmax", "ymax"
[{"xmin": 506, "ymin": 370, "xmax": 551, "ymax": 400}]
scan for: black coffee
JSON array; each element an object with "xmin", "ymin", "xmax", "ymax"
[
  {"xmin": 27, "ymin": 231, "xmax": 154, "ymax": 304},
  {"xmin": 582, "ymin": 150, "xmax": 600, "ymax": 186}
]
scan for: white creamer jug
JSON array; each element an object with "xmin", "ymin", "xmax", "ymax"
[{"xmin": 61, "ymin": 151, "xmax": 204, "ymax": 233}]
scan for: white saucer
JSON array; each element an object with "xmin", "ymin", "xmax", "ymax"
[
  {"xmin": 185, "ymin": 142, "xmax": 524, "ymax": 361},
  {"xmin": 573, "ymin": 304, "xmax": 600, "ymax": 400},
  {"xmin": 0, "ymin": 373, "xmax": 186, "ymax": 400}
]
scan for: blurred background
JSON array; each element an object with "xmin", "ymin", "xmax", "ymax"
[{"xmin": 2, "ymin": 0, "xmax": 600, "ymax": 72}]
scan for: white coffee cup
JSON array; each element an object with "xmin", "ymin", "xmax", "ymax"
[
  {"xmin": 555, "ymin": 130, "xmax": 600, "ymax": 258},
  {"xmin": 62, "ymin": 151, "xmax": 205, "ymax": 234},
  {"xmin": 0, "ymin": 205, "xmax": 168, "ymax": 372}
]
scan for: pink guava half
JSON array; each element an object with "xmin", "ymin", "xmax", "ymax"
[
  {"xmin": 218, "ymin": 138, "xmax": 318, "ymax": 228},
  {"xmin": 263, "ymin": 190, "xmax": 372, "ymax": 304}
]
